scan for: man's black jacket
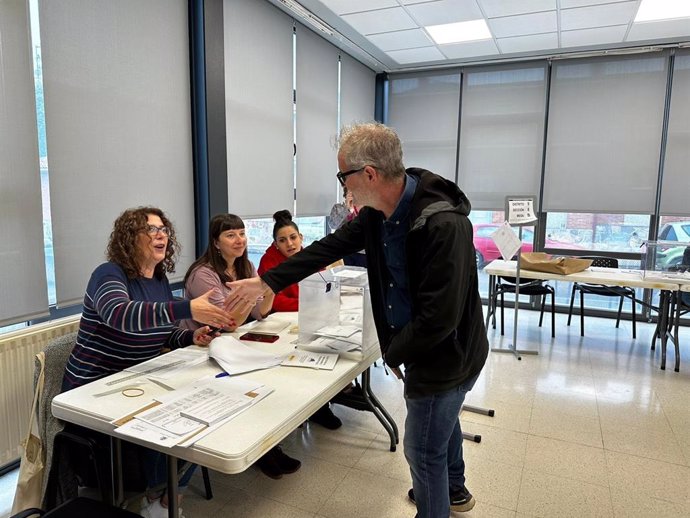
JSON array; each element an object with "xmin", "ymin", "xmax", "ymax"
[{"xmin": 261, "ymin": 168, "xmax": 488, "ymax": 398}]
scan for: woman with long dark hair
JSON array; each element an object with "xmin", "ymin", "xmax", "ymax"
[{"xmin": 183, "ymin": 214, "xmax": 301, "ymax": 480}]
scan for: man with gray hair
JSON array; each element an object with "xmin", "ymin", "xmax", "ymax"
[{"xmin": 228, "ymin": 122, "xmax": 488, "ymax": 517}]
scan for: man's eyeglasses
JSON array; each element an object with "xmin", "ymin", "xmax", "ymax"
[
  {"xmin": 336, "ymin": 167, "xmax": 365, "ymax": 187},
  {"xmin": 145, "ymin": 225, "xmax": 170, "ymax": 236}
]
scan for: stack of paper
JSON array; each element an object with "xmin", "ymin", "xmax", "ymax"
[
  {"xmin": 315, "ymin": 325, "xmax": 362, "ymax": 346},
  {"xmin": 209, "ymin": 335, "xmax": 283, "ymax": 375},
  {"xmin": 113, "ymin": 377, "xmax": 272, "ymax": 447}
]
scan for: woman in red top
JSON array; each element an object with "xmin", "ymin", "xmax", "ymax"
[{"xmin": 258, "ymin": 210, "xmax": 304, "ymax": 312}]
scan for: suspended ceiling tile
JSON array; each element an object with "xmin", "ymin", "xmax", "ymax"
[
  {"xmin": 479, "ymin": 0, "xmax": 556, "ymax": 19},
  {"xmin": 386, "ymin": 46, "xmax": 446, "ymax": 64},
  {"xmin": 342, "ymin": 7, "xmax": 418, "ymax": 35},
  {"xmin": 497, "ymin": 32, "xmax": 559, "ymax": 54},
  {"xmin": 560, "ymin": 1, "xmax": 638, "ymax": 31},
  {"xmin": 561, "ymin": 25, "xmax": 628, "ymax": 48},
  {"xmin": 318, "ymin": 0, "xmax": 398, "ymax": 15},
  {"xmin": 405, "ymin": 0, "xmax": 483, "ymax": 27},
  {"xmin": 367, "ymin": 28, "xmax": 433, "ymax": 51},
  {"xmin": 627, "ymin": 18, "xmax": 690, "ymax": 41},
  {"xmin": 488, "ymin": 11, "xmax": 558, "ymax": 38},
  {"xmin": 561, "ymin": 0, "xmax": 633, "ymax": 8},
  {"xmin": 440, "ymin": 38, "xmax": 499, "ymax": 58}
]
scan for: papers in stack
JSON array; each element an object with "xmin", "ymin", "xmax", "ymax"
[
  {"xmin": 281, "ymin": 350, "xmax": 338, "ymax": 370},
  {"xmin": 236, "ymin": 317, "xmax": 290, "ymax": 335},
  {"xmin": 209, "ymin": 335, "xmax": 283, "ymax": 375},
  {"xmin": 315, "ymin": 325, "xmax": 362, "ymax": 345},
  {"xmin": 331, "ymin": 268, "xmax": 366, "ymax": 279},
  {"xmin": 113, "ymin": 376, "xmax": 272, "ymax": 448}
]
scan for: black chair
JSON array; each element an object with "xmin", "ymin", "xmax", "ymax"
[
  {"xmin": 490, "ymin": 276, "xmax": 555, "ymax": 338},
  {"xmin": 567, "ymin": 256, "xmax": 636, "ymax": 338},
  {"xmin": 11, "ymin": 497, "xmax": 141, "ymax": 518}
]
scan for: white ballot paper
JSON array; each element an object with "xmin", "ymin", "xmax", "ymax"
[
  {"xmin": 490, "ymin": 221, "xmax": 522, "ymax": 261},
  {"xmin": 282, "ymin": 350, "xmax": 338, "ymax": 370},
  {"xmin": 209, "ymin": 335, "xmax": 283, "ymax": 375}
]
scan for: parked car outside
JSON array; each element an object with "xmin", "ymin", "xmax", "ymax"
[
  {"xmin": 656, "ymin": 222, "xmax": 690, "ymax": 270},
  {"xmin": 473, "ymin": 224, "xmax": 583, "ymax": 269}
]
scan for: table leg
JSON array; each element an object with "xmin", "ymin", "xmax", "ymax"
[
  {"xmin": 361, "ymin": 368, "xmax": 398, "ymax": 452},
  {"xmin": 659, "ymin": 291, "xmax": 669, "ymax": 370},
  {"xmin": 167, "ymin": 454, "xmax": 179, "ymax": 518},
  {"xmin": 485, "ymin": 274, "xmax": 495, "ymax": 329},
  {"xmin": 109, "ymin": 437, "xmax": 123, "ymax": 507}
]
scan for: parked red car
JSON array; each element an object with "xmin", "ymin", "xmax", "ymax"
[{"xmin": 473, "ymin": 224, "xmax": 582, "ymax": 269}]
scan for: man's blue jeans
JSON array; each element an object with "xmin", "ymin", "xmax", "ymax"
[{"xmin": 404, "ymin": 374, "xmax": 478, "ymax": 518}]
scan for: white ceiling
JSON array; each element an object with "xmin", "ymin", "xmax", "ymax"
[{"xmin": 278, "ymin": 0, "xmax": 690, "ymax": 72}]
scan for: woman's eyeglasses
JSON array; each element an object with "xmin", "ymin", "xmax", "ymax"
[{"xmin": 145, "ymin": 225, "xmax": 170, "ymax": 236}]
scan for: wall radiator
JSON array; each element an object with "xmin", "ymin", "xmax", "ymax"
[{"xmin": 0, "ymin": 316, "xmax": 80, "ymax": 467}]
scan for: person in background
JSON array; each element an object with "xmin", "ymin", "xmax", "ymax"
[
  {"xmin": 258, "ymin": 210, "xmax": 343, "ymax": 430},
  {"xmin": 342, "ymin": 187, "xmax": 367, "ymax": 268},
  {"xmin": 182, "ymin": 213, "xmax": 301, "ymax": 480},
  {"xmin": 62, "ymin": 206, "xmax": 234, "ymax": 518},
  {"xmin": 258, "ymin": 210, "xmax": 303, "ymax": 312},
  {"xmin": 226, "ymin": 122, "xmax": 489, "ymax": 518}
]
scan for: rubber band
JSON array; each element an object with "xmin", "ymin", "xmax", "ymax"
[{"xmin": 122, "ymin": 388, "xmax": 145, "ymax": 397}]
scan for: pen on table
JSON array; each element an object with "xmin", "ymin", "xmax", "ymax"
[{"xmin": 215, "ymin": 372, "xmax": 229, "ymax": 378}]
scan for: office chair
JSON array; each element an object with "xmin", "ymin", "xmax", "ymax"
[
  {"xmin": 11, "ymin": 497, "xmax": 141, "ymax": 518},
  {"xmin": 490, "ymin": 276, "xmax": 555, "ymax": 338},
  {"xmin": 567, "ymin": 256, "xmax": 636, "ymax": 338}
]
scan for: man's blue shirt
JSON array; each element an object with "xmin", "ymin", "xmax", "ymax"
[{"xmin": 382, "ymin": 173, "xmax": 418, "ymax": 332}]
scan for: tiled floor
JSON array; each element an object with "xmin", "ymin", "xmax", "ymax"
[{"xmin": 2, "ymin": 308, "xmax": 689, "ymax": 517}]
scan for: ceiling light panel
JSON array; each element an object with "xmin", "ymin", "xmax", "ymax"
[
  {"xmin": 561, "ymin": 25, "xmax": 628, "ymax": 48},
  {"xmin": 635, "ymin": 0, "xmax": 690, "ymax": 22},
  {"xmin": 497, "ymin": 32, "xmax": 558, "ymax": 54},
  {"xmin": 342, "ymin": 7, "xmax": 417, "ymax": 34},
  {"xmin": 318, "ymin": 0, "xmax": 398, "ymax": 16},
  {"xmin": 561, "ymin": 1, "xmax": 638, "ymax": 31},
  {"xmin": 367, "ymin": 28, "xmax": 433, "ymax": 51},
  {"xmin": 426, "ymin": 19, "xmax": 492, "ymax": 44},
  {"xmin": 488, "ymin": 10, "xmax": 557, "ymax": 38},
  {"xmin": 405, "ymin": 0, "xmax": 483, "ymax": 26},
  {"xmin": 478, "ymin": 0, "xmax": 556, "ymax": 18},
  {"xmin": 627, "ymin": 17, "xmax": 690, "ymax": 41}
]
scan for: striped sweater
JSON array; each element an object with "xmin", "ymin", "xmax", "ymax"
[{"xmin": 62, "ymin": 262, "xmax": 193, "ymax": 391}]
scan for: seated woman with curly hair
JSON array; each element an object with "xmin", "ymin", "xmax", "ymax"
[{"xmin": 62, "ymin": 206, "xmax": 233, "ymax": 518}]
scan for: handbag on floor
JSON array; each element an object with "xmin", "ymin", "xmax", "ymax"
[{"xmin": 11, "ymin": 351, "xmax": 47, "ymax": 514}]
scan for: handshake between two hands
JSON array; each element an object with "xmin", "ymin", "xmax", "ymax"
[{"xmin": 190, "ymin": 277, "xmax": 274, "ymax": 346}]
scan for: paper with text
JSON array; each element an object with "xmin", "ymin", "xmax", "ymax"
[
  {"xmin": 282, "ymin": 351, "xmax": 338, "ymax": 370},
  {"xmin": 507, "ymin": 199, "xmax": 537, "ymax": 226},
  {"xmin": 490, "ymin": 222, "xmax": 523, "ymax": 261}
]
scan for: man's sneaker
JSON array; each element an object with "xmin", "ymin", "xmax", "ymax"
[{"xmin": 407, "ymin": 486, "xmax": 476, "ymax": 513}]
